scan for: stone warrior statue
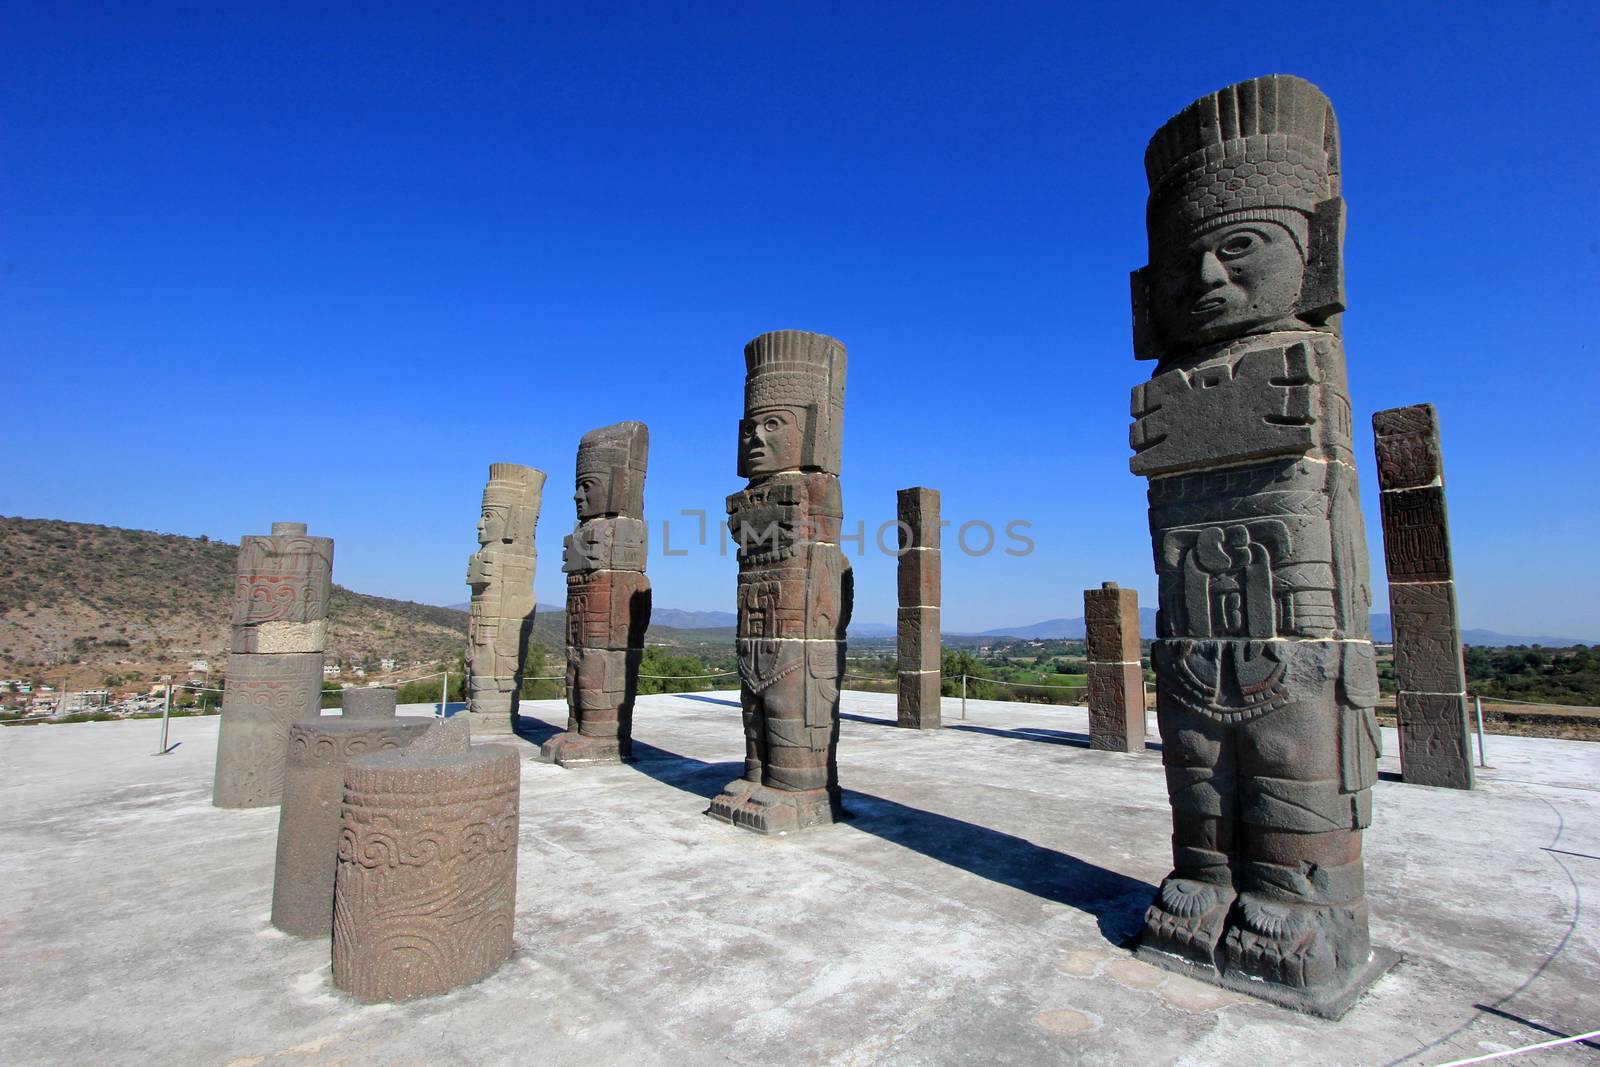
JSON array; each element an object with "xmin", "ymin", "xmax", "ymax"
[
  {"xmin": 1127, "ymin": 75, "xmax": 1389, "ymax": 1015},
  {"xmin": 466, "ymin": 463, "xmax": 545, "ymax": 731},
  {"xmin": 708, "ymin": 330, "xmax": 852, "ymax": 834},
  {"xmin": 541, "ymin": 421, "xmax": 652, "ymax": 766}
]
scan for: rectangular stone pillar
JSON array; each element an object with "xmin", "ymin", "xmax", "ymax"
[
  {"xmin": 1083, "ymin": 582, "xmax": 1145, "ymax": 752},
  {"xmin": 896, "ymin": 487, "xmax": 941, "ymax": 729},
  {"xmin": 1374, "ymin": 404, "xmax": 1473, "ymax": 789}
]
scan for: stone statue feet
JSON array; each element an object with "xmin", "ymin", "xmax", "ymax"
[
  {"xmin": 706, "ymin": 781, "xmax": 841, "ymax": 835},
  {"xmin": 538, "ymin": 731, "xmax": 628, "ymax": 767},
  {"xmin": 1140, "ymin": 876, "xmax": 1236, "ymax": 966},
  {"xmin": 1220, "ymin": 894, "xmax": 1357, "ymax": 991},
  {"xmin": 705, "ymin": 778, "xmax": 757, "ymax": 825}
]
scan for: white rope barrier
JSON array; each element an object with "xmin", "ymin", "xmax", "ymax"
[
  {"xmin": 1469, "ymin": 694, "xmax": 1600, "ymax": 711},
  {"xmin": 963, "ymin": 674, "xmax": 1088, "ymax": 691},
  {"xmin": 354, "ymin": 669, "xmax": 472, "ymax": 688}
]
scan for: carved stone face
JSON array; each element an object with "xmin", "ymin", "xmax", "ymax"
[
  {"xmin": 741, "ymin": 407, "xmax": 803, "ymax": 476},
  {"xmin": 478, "ymin": 504, "xmax": 510, "ymax": 545},
  {"xmin": 574, "ymin": 474, "xmax": 607, "ymax": 520},
  {"xmin": 1152, "ymin": 220, "xmax": 1305, "ymax": 349}
]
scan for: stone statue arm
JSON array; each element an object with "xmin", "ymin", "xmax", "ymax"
[
  {"xmin": 1337, "ymin": 641, "xmax": 1381, "ymax": 805},
  {"xmin": 467, "ymin": 548, "xmax": 489, "ymax": 589}
]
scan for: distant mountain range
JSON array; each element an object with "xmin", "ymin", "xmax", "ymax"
[
  {"xmin": 963, "ymin": 611, "xmax": 1161, "ymax": 640},
  {"xmin": 537, "ymin": 602, "xmax": 1592, "ymax": 647}
]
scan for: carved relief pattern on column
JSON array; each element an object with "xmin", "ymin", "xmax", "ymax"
[
  {"xmin": 331, "ymin": 746, "xmax": 520, "ymax": 1002},
  {"xmin": 213, "ymin": 521, "xmax": 333, "ymax": 809}
]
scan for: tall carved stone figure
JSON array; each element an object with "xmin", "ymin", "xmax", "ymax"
[
  {"xmin": 541, "ymin": 422, "xmax": 652, "ymax": 766},
  {"xmin": 708, "ymin": 330, "xmax": 852, "ymax": 834},
  {"xmin": 896, "ymin": 487, "xmax": 941, "ymax": 729},
  {"xmin": 1374, "ymin": 404, "xmax": 1473, "ymax": 789},
  {"xmin": 1127, "ymin": 75, "xmax": 1388, "ymax": 1016},
  {"xmin": 466, "ymin": 463, "xmax": 544, "ymax": 732},
  {"xmin": 213, "ymin": 521, "xmax": 333, "ymax": 808}
]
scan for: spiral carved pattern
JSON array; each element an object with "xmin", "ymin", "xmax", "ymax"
[
  {"xmin": 332, "ymin": 746, "xmax": 520, "ymax": 1001},
  {"xmin": 270, "ymin": 717, "xmax": 438, "ymax": 937}
]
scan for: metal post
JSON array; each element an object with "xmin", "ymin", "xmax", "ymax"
[
  {"xmin": 439, "ymin": 672, "xmax": 448, "ymax": 719},
  {"xmin": 157, "ymin": 682, "xmax": 172, "ymax": 755},
  {"xmin": 961, "ymin": 674, "xmax": 967, "ymax": 720},
  {"xmin": 1474, "ymin": 694, "xmax": 1487, "ymax": 768}
]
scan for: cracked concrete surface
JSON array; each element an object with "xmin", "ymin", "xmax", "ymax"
[{"xmin": 1, "ymin": 692, "xmax": 1596, "ymax": 1065}]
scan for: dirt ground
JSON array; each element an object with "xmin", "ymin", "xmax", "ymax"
[{"xmin": 1375, "ymin": 702, "xmax": 1600, "ymax": 743}]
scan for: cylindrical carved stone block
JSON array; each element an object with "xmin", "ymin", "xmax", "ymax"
[
  {"xmin": 271, "ymin": 716, "xmax": 443, "ymax": 936},
  {"xmin": 212, "ymin": 652, "xmax": 325, "ymax": 808},
  {"xmin": 214, "ymin": 520, "xmax": 333, "ymax": 808},
  {"xmin": 342, "ymin": 687, "xmax": 398, "ymax": 720},
  {"xmin": 231, "ymin": 526, "xmax": 334, "ymax": 655},
  {"xmin": 332, "ymin": 745, "xmax": 521, "ymax": 1002}
]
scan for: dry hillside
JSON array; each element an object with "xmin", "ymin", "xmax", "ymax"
[{"xmin": 0, "ymin": 516, "xmax": 568, "ymax": 689}]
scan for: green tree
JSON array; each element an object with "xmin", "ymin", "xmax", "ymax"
[{"xmin": 637, "ymin": 647, "xmax": 718, "ymax": 695}]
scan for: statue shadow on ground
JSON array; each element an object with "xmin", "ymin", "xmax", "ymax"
[
  {"xmin": 511, "ymin": 715, "xmax": 564, "ymax": 747},
  {"xmin": 839, "ymin": 709, "xmax": 1093, "ymax": 749},
  {"xmin": 627, "ymin": 736, "xmax": 1152, "ymax": 945},
  {"xmin": 681, "ymin": 697, "xmax": 1129, "ymax": 753},
  {"xmin": 671, "ymin": 694, "xmax": 742, "ymax": 709}
]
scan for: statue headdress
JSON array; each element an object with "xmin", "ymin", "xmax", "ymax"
[
  {"xmin": 575, "ymin": 421, "xmax": 649, "ymax": 518},
  {"xmin": 739, "ymin": 329, "xmax": 847, "ymax": 476},
  {"xmin": 1133, "ymin": 74, "xmax": 1346, "ymax": 358},
  {"xmin": 481, "ymin": 463, "xmax": 545, "ymax": 545}
]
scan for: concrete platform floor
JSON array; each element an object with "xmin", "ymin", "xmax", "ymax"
[{"xmin": 1, "ymin": 692, "xmax": 1597, "ymax": 1066}]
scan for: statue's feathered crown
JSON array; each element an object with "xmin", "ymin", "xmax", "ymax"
[
  {"xmin": 1133, "ymin": 74, "xmax": 1346, "ymax": 359},
  {"xmin": 481, "ymin": 462, "xmax": 545, "ymax": 545},
  {"xmin": 575, "ymin": 421, "xmax": 649, "ymax": 518},
  {"xmin": 739, "ymin": 329, "xmax": 847, "ymax": 476}
]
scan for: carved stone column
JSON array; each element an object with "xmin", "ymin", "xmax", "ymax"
[
  {"xmin": 213, "ymin": 522, "xmax": 333, "ymax": 808},
  {"xmin": 708, "ymin": 330, "xmax": 852, "ymax": 834},
  {"xmin": 896, "ymin": 487, "xmax": 941, "ymax": 729},
  {"xmin": 1126, "ymin": 75, "xmax": 1393, "ymax": 1016},
  {"xmin": 342, "ymin": 687, "xmax": 397, "ymax": 720},
  {"xmin": 466, "ymin": 464, "xmax": 544, "ymax": 734},
  {"xmin": 1374, "ymin": 404, "xmax": 1473, "ymax": 789},
  {"xmin": 271, "ymin": 715, "xmax": 442, "ymax": 937},
  {"xmin": 1083, "ymin": 582, "xmax": 1145, "ymax": 752},
  {"xmin": 332, "ymin": 745, "xmax": 520, "ymax": 1001},
  {"xmin": 542, "ymin": 422, "xmax": 652, "ymax": 766}
]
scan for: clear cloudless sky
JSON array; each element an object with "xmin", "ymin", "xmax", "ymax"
[{"xmin": 3, "ymin": 2, "xmax": 1598, "ymax": 637}]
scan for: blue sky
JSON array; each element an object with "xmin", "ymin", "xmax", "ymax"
[{"xmin": 3, "ymin": 2, "xmax": 1598, "ymax": 637}]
